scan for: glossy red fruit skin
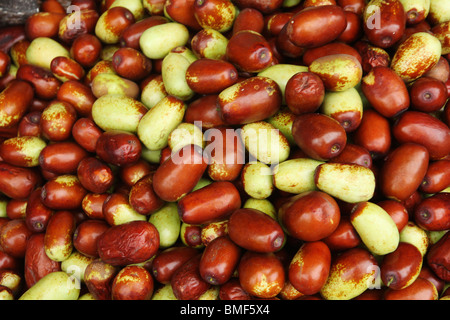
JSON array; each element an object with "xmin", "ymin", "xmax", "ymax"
[
  {"xmin": 57, "ymin": 80, "xmax": 96, "ymax": 117},
  {"xmin": 228, "ymin": 208, "xmax": 285, "ymax": 253},
  {"xmin": 285, "ymin": 72, "xmax": 325, "ymax": 115},
  {"xmin": 289, "ymin": 241, "xmax": 331, "ymax": 295},
  {"xmin": 0, "ymin": 80, "xmax": 34, "ymax": 129},
  {"xmin": 186, "ymin": 59, "xmax": 238, "ymax": 95},
  {"xmin": 178, "ymin": 181, "xmax": 241, "ymax": 225},
  {"xmin": 0, "ymin": 219, "xmax": 33, "ymax": 258},
  {"xmin": 70, "ymin": 34, "xmax": 102, "ymax": 68},
  {"xmin": 39, "ymin": 141, "xmax": 89, "ymax": 175},
  {"xmin": 380, "ymin": 242, "xmax": 423, "ymax": 290},
  {"xmin": 25, "ymin": 12, "xmax": 65, "ymax": 40},
  {"xmin": 420, "ymin": 160, "xmax": 450, "ymax": 194},
  {"xmin": 218, "ymin": 76, "xmax": 282, "ymax": 125},
  {"xmin": 185, "ymin": 95, "xmax": 226, "ymax": 129},
  {"xmin": 151, "ymin": 246, "xmax": 199, "ymax": 284},
  {"xmin": 226, "ymin": 30, "xmax": 273, "ymax": 73},
  {"xmin": 97, "ymin": 220, "xmax": 160, "ymax": 266},
  {"xmin": 426, "ymin": 232, "xmax": 450, "ymax": 282},
  {"xmin": 232, "ymin": 0, "xmax": 283, "ymax": 14},
  {"xmin": 286, "ymin": 5, "xmax": 347, "ymax": 48},
  {"xmin": 71, "ymin": 118, "xmax": 103, "ymax": 153},
  {"xmin": 40, "ymin": 175, "xmax": 87, "ymax": 210},
  {"xmin": 73, "ymin": 219, "xmax": 110, "ymax": 258},
  {"xmin": 232, "ymin": 8, "xmax": 265, "ymax": 35},
  {"xmin": 377, "ymin": 199, "xmax": 409, "ymax": 232},
  {"xmin": 24, "ymin": 233, "xmax": 61, "ymax": 289},
  {"xmin": 238, "ymin": 251, "xmax": 285, "ymax": 299},
  {"xmin": 383, "ymin": 278, "xmax": 438, "ymax": 300},
  {"xmin": 279, "ymin": 191, "xmax": 340, "ymax": 242},
  {"xmin": 40, "ymin": 101, "xmax": 77, "ymax": 142},
  {"xmin": 392, "ymin": 111, "xmax": 450, "ymax": 161},
  {"xmin": 25, "ymin": 188, "xmax": 53, "ymax": 233},
  {"xmin": 50, "ymin": 56, "xmax": 85, "ymax": 82},
  {"xmin": 111, "ymin": 265, "xmax": 154, "ymax": 300},
  {"xmin": 322, "ymin": 216, "xmax": 361, "ymax": 251},
  {"xmin": 329, "ymin": 143, "xmax": 373, "ymax": 169},
  {"xmin": 361, "ymin": 66, "xmax": 410, "ymax": 118},
  {"xmin": 380, "ymin": 143, "xmax": 429, "ymax": 202},
  {"xmin": 171, "ymin": 254, "xmax": 211, "ymax": 300},
  {"xmin": 409, "ymin": 77, "xmax": 448, "ymax": 113},
  {"xmin": 363, "ymin": 0, "xmax": 406, "ymax": 49},
  {"xmin": 413, "ymin": 193, "xmax": 450, "ymax": 231},
  {"xmin": 199, "ymin": 236, "xmax": 241, "ymax": 285},
  {"xmin": 44, "ymin": 210, "xmax": 76, "ymax": 260},
  {"xmin": 205, "ymin": 126, "xmax": 245, "ymax": 181},
  {"xmin": 352, "ymin": 108, "xmax": 391, "ymax": 159},
  {"xmin": 112, "ymin": 47, "xmax": 152, "ymax": 81},
  {"xmin": 292, "ymin": 113, "xmax": 347, "ymax": 161},
  {"xmin": 302, "ymin": 42, "xmax": 362, "ymax": 67},
  {"xmin": 0, "ymin": 162, "xmax": 40, "ymax": 200},
  {"xmin": 152, "ymin": 144, "xmax": 209, "ymax": 202},
  {"xmin": 219, "ymin": 278, "xmax": 252, "ymax": 300},
  {"xmin": 58, "ymin": 9, "xmax": 99, "ymax": 44}
]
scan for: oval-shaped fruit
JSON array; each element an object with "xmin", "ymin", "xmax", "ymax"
[
  {"xmin": 0, "ymin": 136, "xmax": 46, "ymax": 167},
  {"xmin": 238, "ymin": 251, "xmax": 285, "ymax": 299},
  {"xmin": 25, "ymin": 187, "xmax": 54, "ymax": 233},
  {"xmin": 380, "ymin": 242, "xmax": 423, "ymax": 290},
  {"xmin": 139, "ymin": 22, "xmax": 190, "ymax": 60},
  {"xmin": 286, "ymin": 5, "xmax": 347, "ymax": 48},
  {"xmin": 289, "ymin": 241, "xmax": 331, "ymax": 295},
  {"xmin": 240, "ymin": 121, "xmax": 290, "ymax": 165},
  {"xmin": 383, "ymin": 277, "xmax": 439, "ymax": 300},
  {"xmin": 379, "ymin": 143, "xmax": 429, "ymax": 201},
  {"xmin": 148, "ymin": 203, "xmax": 181, "ymax": 249},
  {"xmin": 363, "ymin": 0, "xmax": 406, "ymax": 49},
  {"xmin": 0, "ymin": 80, "xmax": 34, "ymax": 128},
  {"xmin": 314, "ymin": 162, "xmax": 376, "ymax": 203},
  {"xmin": 91, "ymin": 94, "xmax": 148, "ymax": 133},
  {"xmin": 84, "ymin": 259, "xmax": 119, "ymax": 300},
  {"xmin": 171, "ymin": 254, "xmax": 211, "ymax": 300},
  {"xmin": 420, "ymin": 160, "xmax": 450, "ymax": 194},
  {"xmin": 390, "ymin": 32, "xmax": 442, "ymax": 82},
  {"xmin": 186, "ymin": 58, "xmax": 238, "ymax": 95},
  {"xmin": 0, "ymin": 162, "xmax": 40, "ymax": 200},
  {"xmin": 95, "ymin": 130, "xmax": 142, "ymax": 167},
  {"xmin": 292, "ymin": 113, "xmax": 347, "ymax": 161},
  {"xmin": 26, "ymin": 37, "xmax": 70, "ymax": 70},
  {"xmin": 278, "ymin": 191, "xmax": 340, "ymax": 241},
  {"xmin": 308, "ymin": 54, "xmax": 363, "ymax": 92},
  {"xmin": 241, "ymin": 161, "xmax": 274, "ymax": 200},
  {"xmin": 19, "ymin": 271, "xmax": 80, "ymax": 300},
  {"xmin": 199, "ymin": 236, "xmax": 241, "ymax": 285},
  {"xmin": 409, "ymin": 76, "xmax": 448, "ymax": 113},
  {"xmin": 152, "ymin": 144, "xmax": 209, "ymax": 202},
  {"xmin": 352, "ymin": 108, "xmax": 391, "ymax": 159},
  {"xmin": 40, "ymin": 175, "xmax": 87, "ymax": 210},
  {"xmin": 320, "ymin": 247, "xmax": 378, "ymax": 300},
  {"xmin": 392, "ymin": 111, "xmax": 450, "ymax": 161},
  {"xmin": 73, "ymin": 220, "xmax": 109, "ymax": 259},
  {"xmin": 39, "ymin": 141, "xmax": 88, "ymax": 175},
  {"xmin": 217, "ymin": 76, "xmax": 281, "ymax": 125},
  {"xmin": 322, "ymin": 216, "xmax": 361, "ymax": 251},
  {"xmin": 137, "ymin": 95, "xmax": 186, "ymax": 151},
  {"xmin": 284, "ymin": 71, "xmax": 325, "ymax": 115},
  {"xmin": 152, "ymin": 246, "xmax": 199, "ymax": 284},
  {"xmin": 273, "ymin": 158, "xmax": 324, "ymax": 194},
  {"xmin": 97, "ymin": 220, "xmax": 159, "ymax": 266},
  {"xmin": 112, "ymin": 265, "xmax": 154, "ymax": 300},
  {"xmin": 414, "ymin": 193, "xmax": 450, "ymax": 231},
  {"xmin": 361, "ymin": 66, "xmax": 410, "ymax": 118},
  {"xmin": 0, "ymin": 219, "xmax": 33, "ymax": 258},
  {"xmin": 226, "ymin": 30, "xmax": 273, "ymax": 73},
  {"xmin": 320, "ymin": 87, "xmax": 363, "ymax": 132},
  {"xmin": 228, "ymin": 208, "xmax": 285, "ymax": 253},
  {"xmin": 44, "ymin": 210, "xmax": 76, "ymax": 262},
  {"xmin": 350, "ymin": 201, "xmax": 400, "ymax": 255},
  {"xmin": 178, "ymin": 181, "xmax": 241, "ymax": 225},
  {"xmin": 102, "ymin": 192, "xmax": 147, "ymax": 226},
  {"xmin": 161, "ymin": 49, "xmax": 196, "ymax": 101},
  {"xmin": 95, "ymin": 7, "xmax": 135, "ymax": 44}
]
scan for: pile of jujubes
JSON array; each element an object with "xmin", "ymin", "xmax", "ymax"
[{"xmin": 0, "ymin": 0, "xmax": 449, "ymax": 300}]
